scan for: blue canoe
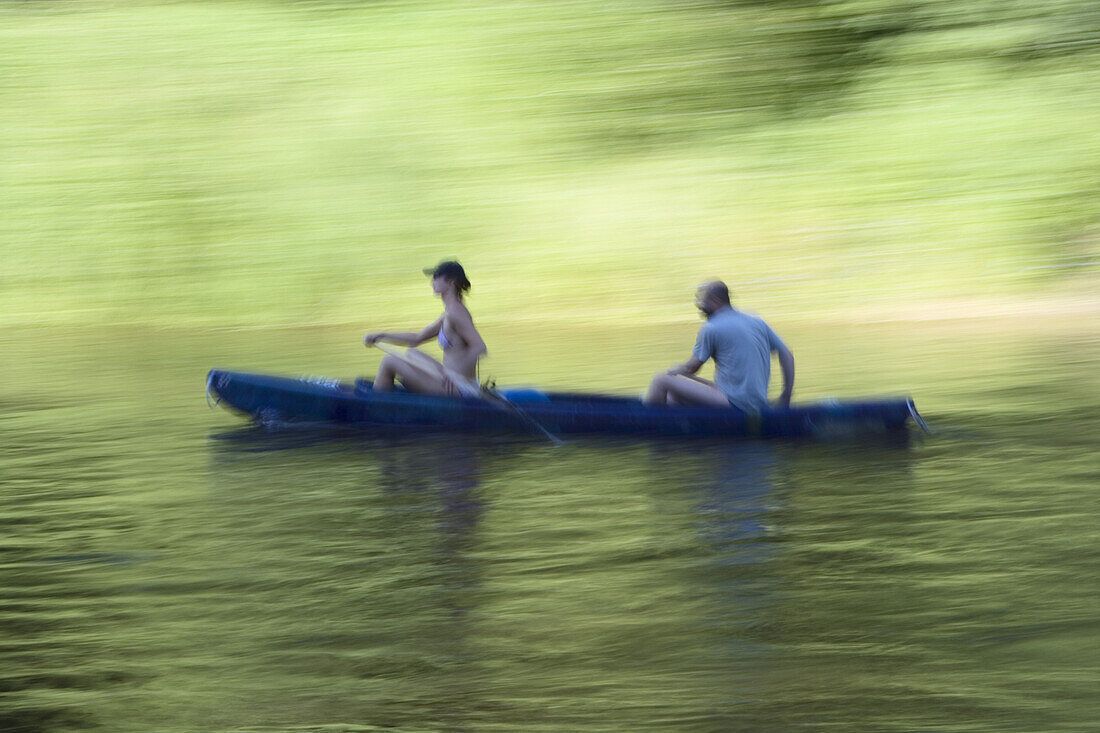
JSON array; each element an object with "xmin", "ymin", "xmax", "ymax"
[{"xmin": 207, "ymin": 369, "xmax": 922, "ymax": 440}]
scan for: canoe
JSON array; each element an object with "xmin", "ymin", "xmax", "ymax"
[{"xmin": 207, "ymin": 369, "xmax": 922, "ymax": 440}]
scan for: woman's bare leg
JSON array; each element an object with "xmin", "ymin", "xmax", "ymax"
[
  {"xmin": 373, "ymin": 354, "xmax": 399, "ymax": 391},
  {"xmin": 372, "ymin": 353, "xmax": 450, "ymax": 395},
  {"xmin": 394, "ymin": 363, "xmax": 450, "ymax": 395}
]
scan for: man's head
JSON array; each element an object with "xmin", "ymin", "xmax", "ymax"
[
  {"xmin": 695, "ymin": 280, "xmax": 731, "ymax": 317},
  {"xmin": 423, "ymin": 261, "xmax": 471, "ymax": 296}
]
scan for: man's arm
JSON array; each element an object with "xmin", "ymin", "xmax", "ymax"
[
  {"xmin": 774, "ymin": 343, "xmax": 795, "ymax": 408},
  {"xmin": 668, "ymin": 355, "xmax": 705, "ymax": 376}
]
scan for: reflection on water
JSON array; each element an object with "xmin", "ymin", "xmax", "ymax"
[{"xmin": 1, "ymin": 324, "xmax": 1098, "ymax": 731}]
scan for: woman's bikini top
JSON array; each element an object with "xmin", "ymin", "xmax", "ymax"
[{"xmin": 438, "ymin": 328, "xmax": 454, "ymax": 351}]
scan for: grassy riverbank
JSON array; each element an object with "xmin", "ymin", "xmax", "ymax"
[{"xmin": 2, "ymin": 0, "xmax": 1097, "ymax": 328}]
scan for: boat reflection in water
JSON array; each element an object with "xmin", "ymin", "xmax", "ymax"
[{"xmin": 201, "ymin": 427, "xmax": 915, "ymax": 728}]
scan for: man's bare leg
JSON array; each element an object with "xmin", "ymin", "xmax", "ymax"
[{"xmin": 644, "ymin": 373, "xmax": 729, "ymax": 406}]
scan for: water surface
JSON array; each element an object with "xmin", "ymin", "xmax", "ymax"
[{"xmin": 2, "ymin": 321, "xmax": 1097, "ymax": 732}]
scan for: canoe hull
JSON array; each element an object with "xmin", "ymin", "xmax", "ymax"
[{"xmin": 207, "ymin": 370, "xmax": 915, "ymax": 440}]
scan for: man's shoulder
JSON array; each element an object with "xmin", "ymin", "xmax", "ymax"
[
  {"xmin": 713, "ymin": 309, "xmax": 779, "ymax": 340},
  {"xmin": 738, "ymin": 311, "xmax": 784, "ymax": 347},
  {"xmin": 733, "ymin": 309, "xmax": 773, "ymax": 329},
  {"xmin": 713, "ymin": 308, "xmax": 759, "ymax": 327}
]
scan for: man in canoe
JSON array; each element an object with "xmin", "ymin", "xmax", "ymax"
[
  {"xmin": 645, "ymin": 281, "xmax": 795, "ymax": 411},
  {"xmin": 363, "ymin": 261, "xmax": 487, "ymax": 397}
]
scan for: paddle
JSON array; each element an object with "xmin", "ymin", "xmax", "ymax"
[{"xmin": 368, "ymin": 342, "xmax": 565, "ymax": 446}]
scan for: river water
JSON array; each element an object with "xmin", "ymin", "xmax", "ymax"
[{"xmin": 2, "ymin": 317, "xmax": 1098, "ymax": 732}]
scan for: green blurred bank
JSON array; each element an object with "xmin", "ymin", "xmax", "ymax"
[{"xmin": 2, "ymin": 0, "xmax": 1097, "ymax": 329}]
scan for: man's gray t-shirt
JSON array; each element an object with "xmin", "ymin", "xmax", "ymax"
[{"xmin": 692, "ymin": 308, "xmax": 786, "ymax": 412}]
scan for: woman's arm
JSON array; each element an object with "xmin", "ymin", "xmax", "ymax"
[
  {"xmin": 443, "ymin": 308, "xmax": 487, "ymax": 377},
  {"xmin": 451, "ymin": 309, "xmax": 487, "ymax": 357},
  {"xmin": 364, "ymin": 316, "xmax": 443, "ymax": 347}
]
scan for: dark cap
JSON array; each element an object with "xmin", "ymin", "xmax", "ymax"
[{"xmin": 423, "ymin": 260, "xmax": 471, "ymax": 291}]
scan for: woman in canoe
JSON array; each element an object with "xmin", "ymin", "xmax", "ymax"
[{"xmin": 363, "ymin": 261, "xmax": 487, "ymax": 397}]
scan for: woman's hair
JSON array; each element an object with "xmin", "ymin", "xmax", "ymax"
[{"xmin": 424, "ymin": 260, "xmax": 471, "ymax": 294}]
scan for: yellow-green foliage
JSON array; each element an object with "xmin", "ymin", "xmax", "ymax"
[{"xmin": 2, "ymin": 0, "xmax": 1097, "ymax": 327}]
